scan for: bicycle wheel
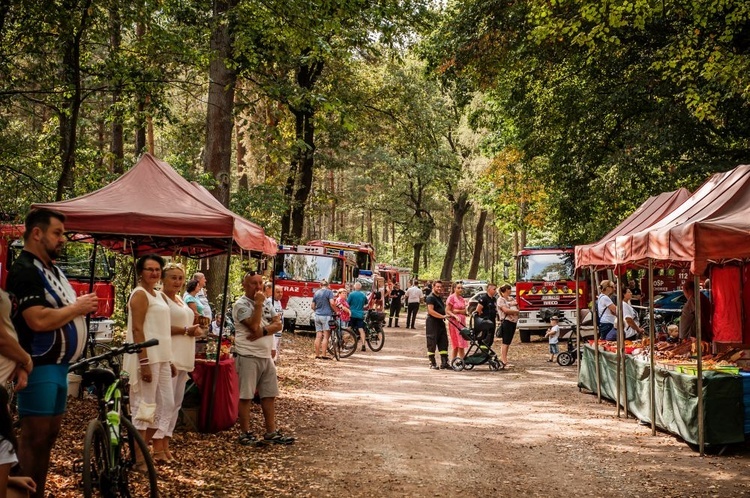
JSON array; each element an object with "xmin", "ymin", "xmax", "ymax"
[
  {"xmin": 118, "ymin": 417, "xmax": 158, "ymax": 497},
  {"xmin": 339, "ymin": 329, "xmax": 358, "ymax": 358},
  {"xmin": 82, "ymin": 419, "xmax": 110, "ymax": 498},
  {"xmin": 366, "ymin": 327, "xmax": 385, "ymax": 352},
  {"xmin": 328, "ymin": 329, "xmax": 340, "ymax": 361}
]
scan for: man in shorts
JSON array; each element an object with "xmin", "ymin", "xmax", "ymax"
[
  {"xmin": 232, "ymin": 272, "xmax": 295, "ymax": 446},
  {"xmin": 7, "ymin": 208, "xmax": 99, "ymax": 498},
  {"xmin": 311, "ymin": 279, "xmax": 335, "ymax": 360}
]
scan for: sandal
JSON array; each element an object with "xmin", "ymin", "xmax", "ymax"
[{"xmin": 153, "ymin": 451, "xmax": 171, "ymax": 465}]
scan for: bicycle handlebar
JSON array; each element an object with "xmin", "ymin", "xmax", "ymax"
[{"xmin": 69, "ymin": 339, "xmax": 159, "ymax": 373}]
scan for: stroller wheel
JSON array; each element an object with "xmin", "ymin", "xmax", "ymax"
[
  {"xmin": 451, "ymin": 358, "xmax": 465, "ymax": 372},
  {"xmin": 489, "ymin": 358, "xmax": 503, "ymax": 371},
  {"xmin": 464, "ymin": 362, "xmax": 475, "ymax": 371},
  {"xmin": 556, "ymin": 352, "xmax": 574, "ymax": 366}
]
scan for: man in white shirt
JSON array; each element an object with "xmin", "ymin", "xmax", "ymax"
[
  {"xmin": 232, "ymin": 273, "xmax": 293, "ymax": 446},
  {"xmin": 404, "ymin": 281, "xmax": 424, "ymax": 330},
  {"xmin": 622, "ymin": 288, "xmax": 644, "ymax": 339}
]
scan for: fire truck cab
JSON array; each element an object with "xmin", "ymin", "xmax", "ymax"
[{"xmin": 514, "ymin": 246, "xmax": 587, "ymax": 342}]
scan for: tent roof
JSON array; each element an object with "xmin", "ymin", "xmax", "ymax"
[
  {"xmin": 615, "ymin": 165, "xmax": 750, "ymax": 274},
  {"xmin": 33, "ymin": 154, "xmax": 275, "ymax": 257},
  {"xmin": 190, "ymin": 182, "xmax": 277, "ymax": 256},
  {"xmin": 575, "ymin": 188, "xmax": 691, "ymax": 269}
]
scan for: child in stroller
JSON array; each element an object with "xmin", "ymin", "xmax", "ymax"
[{"xmin": 447, "ymin": 314, "xmax": 505, "ymax": 371}]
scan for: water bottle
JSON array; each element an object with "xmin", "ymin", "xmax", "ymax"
[{"xmin": 107, "ymin": 410, "xmax": 120, "ymax": 445}]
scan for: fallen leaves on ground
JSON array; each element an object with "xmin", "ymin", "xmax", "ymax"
[{"xmin": 47, "ymin": 333, "xmax": 327, "ymax": 497}]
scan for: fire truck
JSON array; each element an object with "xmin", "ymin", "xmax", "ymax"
[
  {"xmin": 274, "ymin": 241, "xmax": 375, "ymax": 331},
  {"xmin": 514, "ymin": 246, "xmax": 588, "ymax": 342},
  {"xmin": 0, "ymin": 225, "xmax": 116, "ymax": 342}
]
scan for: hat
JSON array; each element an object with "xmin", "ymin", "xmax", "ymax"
[
  {"xmin": 320, "ymin": 279, "xmax": 329, "ymax": 286},
  {"xmin": 550, "ymin": 315, "xmax": 559, "ymax": 321},
  {"xmin": 599, "ymin": 280, "xmax": 615, "ymax": 291}
]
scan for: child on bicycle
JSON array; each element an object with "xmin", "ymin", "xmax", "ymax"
[
  {"xmin": 0, "ymin": 387, "xmax": 36, "ymax": 497},
  {"xmin": 544, "ymin": 316, "xmax": 560, "ymax": 363}
]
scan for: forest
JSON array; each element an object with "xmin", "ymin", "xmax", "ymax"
[{"xmin": 2, "ymin": 0, "xmax": 750, "ymax": 288}]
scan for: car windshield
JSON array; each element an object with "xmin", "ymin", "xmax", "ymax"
[
  {"xmin": 461, "ymin": 284, "xmax": 485, "ymax": 298},
  {"xmin": 274, "ymin": 254, "xmax": 343, "ymax": 284},
  {"xmin": 517, "ymin": 252, "xmax": 575, "ymax": 282}
]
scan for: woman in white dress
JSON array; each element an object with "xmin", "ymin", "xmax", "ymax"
[
  {"xmin": 153, "ymin": 262, "xmax": 203, "ymax": 463},
  {"xmin": 123, "ymin": 255, "xmax": 174, "ymax": 468}
]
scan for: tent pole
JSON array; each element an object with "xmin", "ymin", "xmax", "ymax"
[
  {"xmin": 648, "ymin": 260, "xmax": 656, "ymax": 435},
  {"xmin": 616, "ymin": 273, "xmax": 623, "ymax": 418},
  {"xmin": 694, "ymin": 273, "xmax": 704, "ymax": 456},
  {"xmin": 575, "ymin": 272, "xmax": 581, "ymax": 384},
  {"xmin": 206, "ymin": 239, "xmax": 234, "ymax": 433},
  {"xmin": 86, "ymin": 238, "xmax": 99, "ymax": 358},
  {"xmin": 591, "ymin": 271, "xmax": 601, "ymax": 402}
]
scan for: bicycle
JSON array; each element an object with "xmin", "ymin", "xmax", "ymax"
[
  {"xmin": 327, "ymin": 316, "xmax": 358, "ymax": 359},
  {"xmin": 69, "ymin": 339, "xmax": 160, "ymax": 498},
  {"xmin": 360, "ymin": 309, "xmax": 386, "ymax": 352}
]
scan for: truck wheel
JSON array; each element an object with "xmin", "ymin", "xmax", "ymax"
[{"xmin": 520, "ymin": 330, "xmax": 532, "ymax": 343}]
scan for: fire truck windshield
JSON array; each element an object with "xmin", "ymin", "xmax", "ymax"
[
  {"xmin": 274, "ymin": 254, "xmax": 344, "ymax": 284},
  {"xmin": 517, "ymin": 253, "xmax": 575, "ymax": 282}
]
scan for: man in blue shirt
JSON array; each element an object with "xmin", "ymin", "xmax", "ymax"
[
  {"xmin": 311, "ymin": 279, "xmax": 336, "ymax": 359},
  {"xmin": 347, "ymin": 282, "xmax": 369, "ymax": 352}
]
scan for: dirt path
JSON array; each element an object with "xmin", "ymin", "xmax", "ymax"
[
  {"xmin": 280, "ymin": 314, "xmax": 750, "ymax": 497},
  {"xmin": 47, "ymin": 312, "xmax": 750, "ymax": 497}
]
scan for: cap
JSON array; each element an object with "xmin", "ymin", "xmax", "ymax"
[{"xmin": 320, "ymin": 279, "xmax": 329, "ymax": 286}]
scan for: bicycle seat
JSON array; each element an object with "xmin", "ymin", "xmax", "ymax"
[{"xmin": 81, "ymin": 368, "xmax": 117, "ymax": 393}]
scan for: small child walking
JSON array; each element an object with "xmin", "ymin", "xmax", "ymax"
[{"xmin": 544, "ymin": 316, "xmax": 560, "ymax": 362}]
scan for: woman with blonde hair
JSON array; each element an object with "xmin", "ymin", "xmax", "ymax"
[{"xmin": 152, "ymin": 262, "xmax": 204, "ymax": 463}]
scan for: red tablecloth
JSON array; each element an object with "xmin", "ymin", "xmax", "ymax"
[{"xmin": 191, "ymin": 357, "xmax": 238, "ymax": 433}]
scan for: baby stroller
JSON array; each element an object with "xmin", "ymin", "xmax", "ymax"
[
  {"xmin": 536, "ymin": 308, "xmax": 586, "ymax": 367},
  {"xmin": 447, "ymin": 314, "xmax": 504, "ymax": 371}
]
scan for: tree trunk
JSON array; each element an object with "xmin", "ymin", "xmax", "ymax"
[
  {"xmin": 204, "ymin": 0, "xmax": 238, "ymax": 301},
  {"xmin": 468, "ymin": 209, "xmax": 487, "ymax": 279},
  {"xmin": 440, "ymin": 192, "xmax": 470, "ymax": 281},
  {"xmin": 109, "ymin": 3, "xmax": 124, "ymax": 174},
  {"xmin": 134, "ymin": 21, "xmax": 146, "ymax": 157},
  {"xmin": 412, "ymin": 242, "xmax": 423, "ymax": 277},
  {"xmin": 289, "ymin": 108, "xmax": 314, "ymax": 242},
  {"xmin": 281, "ymin": 58, "xmax": 324, "ymax": 243},
  {"xmin": 55, "ymin": 0, "xmax": 92, "ymax": 200}
]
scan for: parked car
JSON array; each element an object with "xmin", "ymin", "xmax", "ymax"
[
  {"xmin": 648, "ymin": 289, "xmax": 709, "ymax": 323},
  {"xmin": 458, "ymin": 280, "xmax": 487, "ymax": 300}
]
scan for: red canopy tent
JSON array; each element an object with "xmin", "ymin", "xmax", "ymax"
[
  {"xmin": 575, "ymin": 188, "xmax": 691, "ymax": 270},
  {"xmin": 33, "ymin": 153, "xmax": 276, "ymax": 258},
  {"xmin": 32, "ymin": 153, "xmax": 277, "ymax": 432},
  {"xmin": 615, "ymin": 165, "xmax": 750, "ymax": 273}
]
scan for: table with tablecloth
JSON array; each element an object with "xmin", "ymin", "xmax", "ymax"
[
  {"xmin": 190, "ymin": 357, "xmax": 239, "ymax": 433},
  {"xmin": 578, "ymin": 345, "xmax": 745, "ymax": 445}
]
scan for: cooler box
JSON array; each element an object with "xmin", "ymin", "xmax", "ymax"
[
  {"xmin": 741, "ymin": 372, "xmax": 750, "ymax": 435},
  {"xmin": 88, "ymin": 319, "xmax": 115, "ymax": 342}
]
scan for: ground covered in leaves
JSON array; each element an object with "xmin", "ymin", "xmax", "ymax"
[{"xmin": 47, "ymin": 313, "xmax": 750, "ymax": 497}]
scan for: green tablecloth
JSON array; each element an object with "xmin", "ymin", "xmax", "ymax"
[{"xmin": 579, "ymin": 345, "xmax": 745, "ymax": 445}]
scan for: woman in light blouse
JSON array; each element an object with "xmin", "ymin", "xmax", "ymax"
[{"xmin": 152, "ymin": 262, "xmax": 203, "ymax": 463}]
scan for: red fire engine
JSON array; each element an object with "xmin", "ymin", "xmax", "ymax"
[
  {"xmin": 515, "ymin": 246, "xmax": 588, "ymax": 342},
  {"xmin": 274, "ymin": 241, "xmax": 375, "ymax": 331}
]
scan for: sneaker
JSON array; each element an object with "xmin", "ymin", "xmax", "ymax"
[
  {"xmin": 264, "ymin": 430, "xmax": 295, "ymax": 445},
  {"xmin": 429, "ymin": 364, "xmax": 439, "ymax": 370},
  {"xmin": 238, "ymin": 432, "xmax": 268, "ymax": 447},
  {"xmin": 361, "ymin": 345, "xmax": 366, "ymax": 352}
]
